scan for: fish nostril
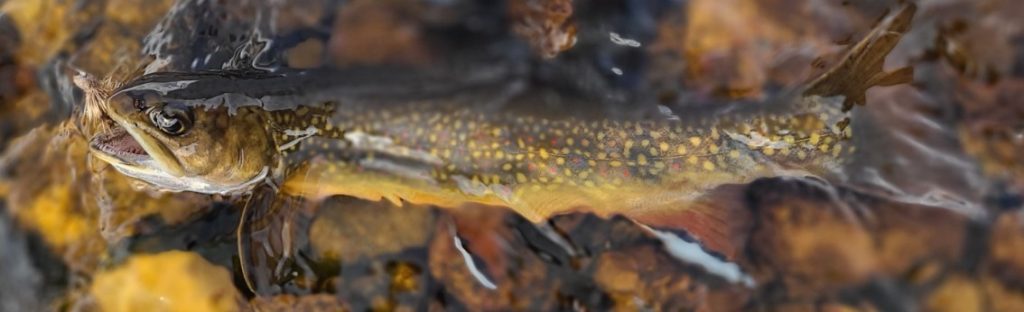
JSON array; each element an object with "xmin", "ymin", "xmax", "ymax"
[
  {"xmin": 132, "ymin": 98, "xmax": 146, "ymax": 111},
  {"xmin": 107, "ymin": 93, "xmax": 142, "ymax": 115}
]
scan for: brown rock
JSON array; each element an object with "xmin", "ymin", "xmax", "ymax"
[
  {"xmin": 987, "ymin": 212, "xmax": 1024, "ymax": 287},
  {"xmin": 955, "ymin": 78, "xmax": 1024, "ymax": 192},
  {"xmin": 508, "ymin": 0, "xmax": 576, "ymax": 59},
  {"xmin": 309, "ymin": 196, "xmax": 436, "ymax": 262},
  {"xmin": 745, "ymin": 179, "xmax": 879, "ymax": 298},
  {"xmin": 248, "ymin": 294, "xmax": 349, "ymax": 312},
  {"xmin": 327, "ymin": 0, "xmax": 434, "ymax": 66}
]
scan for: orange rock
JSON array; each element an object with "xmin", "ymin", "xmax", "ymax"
[
  {"xmin": 924, "ymin": 275, "xmax": 984, "ymax": 312},
  {"xmin": 508, "ymin": 0, "xmax": 576, "ymax": 59},
  {"xmin": 90, "ymin": 251, "xmax": 242, "ymax": 312}
]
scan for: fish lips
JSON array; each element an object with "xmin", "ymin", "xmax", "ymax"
[{"xmin": 89, "ymin": 126, "xmax": 153, "ymax": 165}]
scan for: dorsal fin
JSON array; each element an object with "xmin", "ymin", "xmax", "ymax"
[{"xmin": 804, "ymin": 3, "xmax": 917, "ymax": 110}]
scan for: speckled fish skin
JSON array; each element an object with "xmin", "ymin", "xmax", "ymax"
[
  {"xmin": 114, "ymin": 70, "xmax": 857, "ymax": 221},
  {"xmin": 98, "ymin": 4, "xmax": 914, "ymax": 221},
  {"xmin": 269, "ymin": 91, "xmax": 853, "ymax": 221}
]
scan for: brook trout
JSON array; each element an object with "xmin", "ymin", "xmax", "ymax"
[{"xmin": 84, "ymin": 5, "xmax": 914, "ymax": 222}]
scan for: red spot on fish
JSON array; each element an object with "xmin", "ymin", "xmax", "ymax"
[
  {"xmin": 672, "ymin": 162, "xmax": 681, "ymax": 170},
  {"xmin": 622, "ymin": 168, "xmax": 630, "ymax": 177}
]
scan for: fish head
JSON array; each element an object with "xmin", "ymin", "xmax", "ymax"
[{"xmin": 89, "ymin": 88, "xmax": 277, "ymax": 194}]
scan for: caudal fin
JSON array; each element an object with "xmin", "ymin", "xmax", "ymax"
[{"xmin": 805, "ymin": 3, "xmax": 917, "ymax": 110}]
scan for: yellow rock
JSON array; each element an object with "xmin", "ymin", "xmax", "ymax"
[{"xmin": 91, "ymin": 251, "xmax": 241, "ymax": 312}]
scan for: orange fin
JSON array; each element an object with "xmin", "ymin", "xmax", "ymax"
[
  {"xmin": 624, "ymin": 184, "xmax": 752, "ymax": 261},
  {"xmin": 804, "ymin": 3, "xmax": 917, "ymax": 109}
]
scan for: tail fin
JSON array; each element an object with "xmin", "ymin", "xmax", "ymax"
[{"xmin": 805, "ymin": 3, "xmax": 917, "ymax": 110}]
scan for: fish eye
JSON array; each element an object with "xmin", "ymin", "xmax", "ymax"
[{"xmin": 148, "ymin": 104, "xmax": 193, "ymax": 136}]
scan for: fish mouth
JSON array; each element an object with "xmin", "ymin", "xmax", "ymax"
[{"xmin": 89, "ymin": 124, "xmax": 153, "ymax": 165}]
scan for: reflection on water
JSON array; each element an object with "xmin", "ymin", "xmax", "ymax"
[{"xmin": 0, "ymin": 0, "xmax": 1023, "ymax": 311}]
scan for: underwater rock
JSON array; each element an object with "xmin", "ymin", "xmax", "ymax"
[{"xmin": 90, "ymin": 250, "xmax": 242, "ymax": 312}]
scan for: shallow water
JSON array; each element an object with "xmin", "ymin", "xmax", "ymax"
[{"xmin": 1, "ymin": 0, "xmax": 1023, "ymax": 311}]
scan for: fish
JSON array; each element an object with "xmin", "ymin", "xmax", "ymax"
[{"xmin": 83, "ymin": 4, "xmax": 915, "ymax": 223}]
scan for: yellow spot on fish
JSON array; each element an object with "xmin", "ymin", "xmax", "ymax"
[
  {"xmin": 516, "ymin": 173, "xmax": 528, "ymax": 183},
  {"xmin": 689, "ymin": 137, "xmax": 702, "ymax": 147},
  {"xmin": 702, "ymin": 161, "xmax": 715, "ymax": 171},
  {"xmin": 809, "ymin": 132, "xmax": 821, "ymax": 145},
  {"xmin": 610, "ymin": 160, "xmax": 623, "ymax": 167},
  {"xmin": 687, "ymin": 156, "xmax": 699, "ymax": 165},
  {"xmin": 502, "ymin": 163, "xmax": 513, "ymax": 171},
  {"xmin": 819, "ymin": 144, "xmax": 830, "ymax": 152},
  {"xmin": 566, "ymin": 138, "xmax": 575, "ymax": 146},
  {"xmin": 556, "ymin": 157, "xmax": 566, "ymax": 165},
  {"xmin": 728, "ymin": 150, "xmax": 740, "ymax": 159},
  {"xmin": 495, "ymin": 151, "xmax": 505, "ymax": 159},
  {"xmin": 641, "ymin": 139, "xmax": 650, "ymax": 147},
  {"xmin": 676, "ymin": 145, "xmax": 687, "ymax": 155},
  {"xmin": 659, "ymin": 142, "xmax": 669, "ymax": 152},
  {"xmin": 709, "ymin": 144, "xmax": 719, "ymax": 154},
  {"xmin": 637, "ymin": 154, "xmax": 649, "ymax": 166},
  {"xmin": 539, "ymin": 149, "xmax": 550, "ymax": 159},
  {"xmin": 763, "ymin": 147, "xmax": 775, "ymax": 156}
]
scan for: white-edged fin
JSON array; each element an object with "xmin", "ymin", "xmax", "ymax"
[
  {"xmin": 639, "ymin": 224, "xmax": 756, "ymax": 287},
  {"xmin": 449, "ymin": 225, "xmax": 498, "ymax": 290}
]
